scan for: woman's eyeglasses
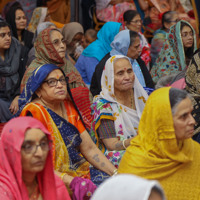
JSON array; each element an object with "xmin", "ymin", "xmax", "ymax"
[
  {"xmin": 130, "ymin": 19, "xmax": 143, "ymax": 24},
  {"xmin": 21, "ymin": 139, "xmax": 52, "ymax": 154},
  {"xmin": 43, "ymin": 77, "xmax": 67, "ymax": 87}
]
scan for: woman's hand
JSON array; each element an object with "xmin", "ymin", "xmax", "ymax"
[
  {"xmin": 54, "ymin": 170, "xmax": 74, "ymax": 187},
  {"xmin": 9, "ymin": 95, "xmax": 19, "ymax": 114}
]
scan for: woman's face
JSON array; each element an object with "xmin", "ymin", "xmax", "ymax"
[
  {"xmin": 37, "ymin": 69, "xmax": 67, "ymax": 104},
  {"xmin": 164, "ymin": 13, "xmax": 179, "ymax": 30},
  {"xmin": 126, "ymin": 14, "xmax": 142, "ymax": 33},
  {"xmin": 50, "ymin": 30, "xmax": 66, "ymax": 59},
  {"xmin": 69, "ymin": 32, "xmax": 84, "ymax": 48},
  {"xmin": 21, "ymin": 128, "xmax": 49, "ymax": 174},
  {"xmin": 181, "ymin": 25, "xmax": 194, "ymax": 48},
  {"xmin": 114, "ymin": 58, "xmax": 135, "ymax": 93},
  {"xmin": 173, "ymin": 97, "xmax": 195, "ymax": 141},
  {"xmin": 0, "ymin": 26, "xmax": 11, "ymax": 50},
  {"xmin": 127, "ymin": 36, "xmax": 142, "ymax": 59},
  {"xmin": 15, "ymin": 9, "xmax": 27, "ymax": 30}
]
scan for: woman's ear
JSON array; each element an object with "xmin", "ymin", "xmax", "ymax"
[{"xmin": 35, "ymin": 88, "xmax": 41, "ymax": 98}]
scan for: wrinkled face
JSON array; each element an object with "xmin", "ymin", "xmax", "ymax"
[
  {"xmin": 173, "ymin": 97, "xmax": 195, "ymax": 141},
  {"xmin": 114, "ymin": 58, "xmax": 135, "ymax": 93},
  {"xmin": 0, "ymin": 26, "xmax": 11, "ymax": 50},
  {"xmin": 15, "ymin": 9, "xmax": 27, "ymax": 30},
  {"xmin": 21, "ymin": 128, "xmax": 49, "ymax": 174},
  {"xmin": 127, "ymin": 36, "xmax": 141, "ymax": 59},
  {"xmin": 126, "ymin": 14, "xmax": 142, "ymax": 33},
  {"xmin": 181, "ymin": 25, "xmax": 194, "ymax": 48},
  {"xmin": 36, "ymin": 69, "xmax": 67, "ymax": 104},
  {"xmin": 50, "ymin": 30, "xmax": 66, "ymax": 59},
  {"xmin": 82, "ymin": 34, "xmax": 95, "ymax": 48}
]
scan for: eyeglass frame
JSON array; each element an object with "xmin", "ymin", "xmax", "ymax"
[
  {"xmin": 43, "ymin": 76, "xmax": 69, "ymax": 87},
  {"xmin": 130, "ymin": 19, "xmax": 143, "ymax": 24},
  {"xmin": 21, "ymin": 139, "xmax": 53, "ymax": 154}
]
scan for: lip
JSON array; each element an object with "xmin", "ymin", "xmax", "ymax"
[
  {"xmin": 32, "ymin": 161, "xmax": 44, "ymax": 166},
  {"xmin": 56, "ymin": 90, "xmax": 66, "ymax": 95},
  {"xmin": 188, "ymin": 129, "xmax": 194, "ymax": 134},
  {"xmin": 123, "ymin": 82, "xmax": 133, "ymax": 86}
]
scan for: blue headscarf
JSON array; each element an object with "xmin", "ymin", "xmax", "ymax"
[
  {"xmin": 82, "ymin": 22, "xmax": 121, "ymax": 61},
  {"xmin": 110, "ymin": 30, "xmax": 146, "ymax": 87},
  {"xmin": 17, "ymin": 64, "xmax": 61, "ymax": 116}
]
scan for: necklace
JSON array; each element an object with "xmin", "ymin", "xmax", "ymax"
[
  {"xmin": 130, "ymin": 90, "xmax": 135, "ymax": 110},
  {"xmin": 29, "ymin": 184, "xmax": 39, "ymax": 200}
]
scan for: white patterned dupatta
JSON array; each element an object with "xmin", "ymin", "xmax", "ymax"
[{"xmin": 99, "ymin": 55, "xmax": 148, "ymax": 139}]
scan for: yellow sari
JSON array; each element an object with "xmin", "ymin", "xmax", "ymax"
[{"xmin": 118, "ymin": 87, "xmax": 200, "ymax": 200}]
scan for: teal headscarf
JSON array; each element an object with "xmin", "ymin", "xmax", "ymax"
[
  {"xmin": 82, "ymin": 22, "xmax": 121, "ymax": 61},
  {"xmin": 151, "ymin": 20, "xmax": 197, "ymax": 83}
]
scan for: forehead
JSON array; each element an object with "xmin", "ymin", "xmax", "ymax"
[
  {"xmin": 181, "ymin": 25, "xmax": 192, "ymax": 33},
  {"xmin": 15, "ymin": 9, "xmax": 25, "ymax": 16},
  {"xmin": 130, "ymin": 36, "xmax": 140, "ymax": 47},
  {"xmin": 0, "ymin": 26, "xmax": 10, "ymax": 33},
  {"xmin": 132, "ymin": 14, "xmax": 141, "ymax": 20},
  {"xmin": 46, "ymin": 69, "xmax": 64, "ymax": 79},
  {"xmin": 50, "ymin": 30, "xmax": 63, "ymax": 40},
  {"xmin": 114, "ymin": 58, "xmax": 132, "ymax": 71},
  {"xmin": 24, "ymin": 128, "xmax": 46, "ymax": 141},
  {"xmin": 174, "ymin": 97, "xmax": 192, "ymax": 115}
]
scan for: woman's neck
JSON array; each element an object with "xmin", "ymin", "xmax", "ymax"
[
  {"xmin": 17, "ymin": 30, "xmax": 22, "ymax": 41},
  {"xmin": 115, "ymin": 89, "xmax": 135, "ymax": 109}
]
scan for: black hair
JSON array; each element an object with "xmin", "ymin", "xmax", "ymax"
[
  {"xmin": 0, "ymin": 21, "xmax": 11, "ymax": 30},
  {"xmin": 129, "ymin": 30, "xmax": 139, "ymax": 46},
  {"xmin": 169, "ymin": 88, "xmax": 188, "ymax": 115},
  {"xmin": 180, "ymin": 21, "xmax": 195, "ymax": 61},
  {"xmin": 123, "ymin": 10, "xmax": 140, "ymax": 24},
  {"xmin": 162, "ymin": 11, "xmax": 177, "ymax": 29}
]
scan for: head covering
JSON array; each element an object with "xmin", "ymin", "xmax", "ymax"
[
  {"xmin": 110, "ymin": 30, "xmax": 146, "ymax": 86},
  {"xmin": 5, "ymin": 3, "xmax": 24, "ymax": 39},
  {"xmin": 118, "ymin": 87, "xmax": 200, "ymax": 200},
  {"xmin": 185, "ymin": 50, "xmax": 200, "ymax": 135},
  {"xmin": 62, "ymin": 22, "xmax": 84, "ymax": 45},
  {"xmin": 27, "ymin": 7, "xmax": 48, "ymax": 33},
  {"xmin": 151, "ymin": 20, "xmax": 197, "ymax": 83},
  {"xmin": 18, "ymin": 64, "xmax": 61, "ymax": 115},
  {"xmin": 82, "ymin": 22, "xmax": 121, "ymax": 61},
  {"xmin": 91, "ymin": 174, "xmax": 165, "ymax": 200},
  {"xmin": 0, "ymin": 116, "xmax": 70, "ymax": 200}
]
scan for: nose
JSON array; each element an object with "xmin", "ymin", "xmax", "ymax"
[
  {"xmin": 124, "ymin": 72, "xmax": 130, "ymax": 80},
  {"xmin": 34, "ymin": 145, "xmax": 43, "ymax": 156},
  {"xmin": 56, "ymin": 80, "xmax": 63, "ymax": 88},
  {"xmin": 189, "ymin": 114, "xmax": 195, "ymax": 125}
]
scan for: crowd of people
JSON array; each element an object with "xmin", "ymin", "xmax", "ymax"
[{"xmin": 0, "ymin": 0, "xmax": 200, "ymax": 199}]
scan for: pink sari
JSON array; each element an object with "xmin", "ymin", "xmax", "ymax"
[{"xmin": 0, "ymin": 117, "xmax": 71, "ymax": 200}]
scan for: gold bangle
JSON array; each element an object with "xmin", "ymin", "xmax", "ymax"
[
  {"xmin": 112, "ymin": 169, "xmax": 118, "ymax": 176},
  {"xmin": 122, "ymin": 139, "xmax": 127, "ymax": 149},
  {"xmin": 60, "ymin": 173, "xmax": 66, "ymax": 181}
]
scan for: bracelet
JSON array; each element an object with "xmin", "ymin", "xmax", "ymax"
[
  {"xmin": 122, "ymin": 139, "xmax": 127, "ymax": 149},
  {"xmin": 60, "ymin": 173, "xmax": 66, "ymax": 181},
  {"xmin": 112, "ymin": 169, "xmax": 118, "ymax": 176}
]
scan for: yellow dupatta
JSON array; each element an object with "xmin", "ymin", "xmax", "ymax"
[
  {"xmin": 118, "ymin": 87, "xmax": 200, "ymax": 200},
  {"xmin": 20, "ymin": 103, "xmax": 90, "ymax": 178}
]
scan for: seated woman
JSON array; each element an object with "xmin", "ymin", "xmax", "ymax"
[
  {"xmin": 91, "ymin": 174, "xmax": 165, "ymax": 200},
  {"xmin": 0, "ymin": 21, "xmax": 26, "ymax": 122},
  {"xmin": 5, "ymin": 3, "xmax": 34, "ymax": 51},
  {"xmin": 75, "ymin": 22, "xmax": 121, "ymax": 86},
  {"xmin": 62, "ymin": 22, "xmax": 85, "ymax": 65},
  {"xmin": 95, "ymin": 0, "xmax": 135, "ymax": 22},
  {"xmin": 0, "ymin": 116, "xmax": 70, "ymax": 200},
  {"xmin": 185, "ymin": 49, "xmax": 200, "ymax": 142},
  {"xmin": 21, "ymin": 27, "xmax": 93, "ymax": 130},
  {"xmin": 151, "ymin": 20, "xmax": 197, "ymax": 83},
  {"xmin": 90, "ymin": 30, "xmax": 154, "ymax": 96},
  {"xmin": 18, "ymin": 64, "xmax": 116, "ymax": 188},
  {"xmin": 123, "ymin": 10, "xmax": 151, "ymax": 68},
  {"xmin": 150, "ymin": 11, "xmax": 179, "ymax": 66},
  {"xmin": 118, "ymin": 87, "xmax": 200, "ymax": 200},
  {"xmin": 90, "ymin": 55, "xmax": 148, "ymax": 169}
]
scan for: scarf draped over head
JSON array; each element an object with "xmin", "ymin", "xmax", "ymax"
[
  {"xmin": 0, "ymin": 116, "xmax": 70, "ymax": 200},
  {"xmin": 27, "ymin": 7, "xmax": 48, "ymax": 33},
  {"xmin": 0, "ymin": 37, "xmax": 21, "ymax": 99},
  {"xmin": 151, "ymin": 20, "xmax": 197, "ymax": 83},
  {"xmin": 110, "ymin": 30, "xmax": 146, "ymax": 86},
  {"xmin": 82, "ymin": 22, "xmax": 121, "ymax": 61},
  {"xmin": 91, "ymin": 174, "xmax": 165, "ymax": 200},
  {"xmin": 185, "ymin": 50, "xmax": 200, "ymax": 135},
  {"xmin": 18, "ymin": 64, "xmax": 60, "ymax": 115}
]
